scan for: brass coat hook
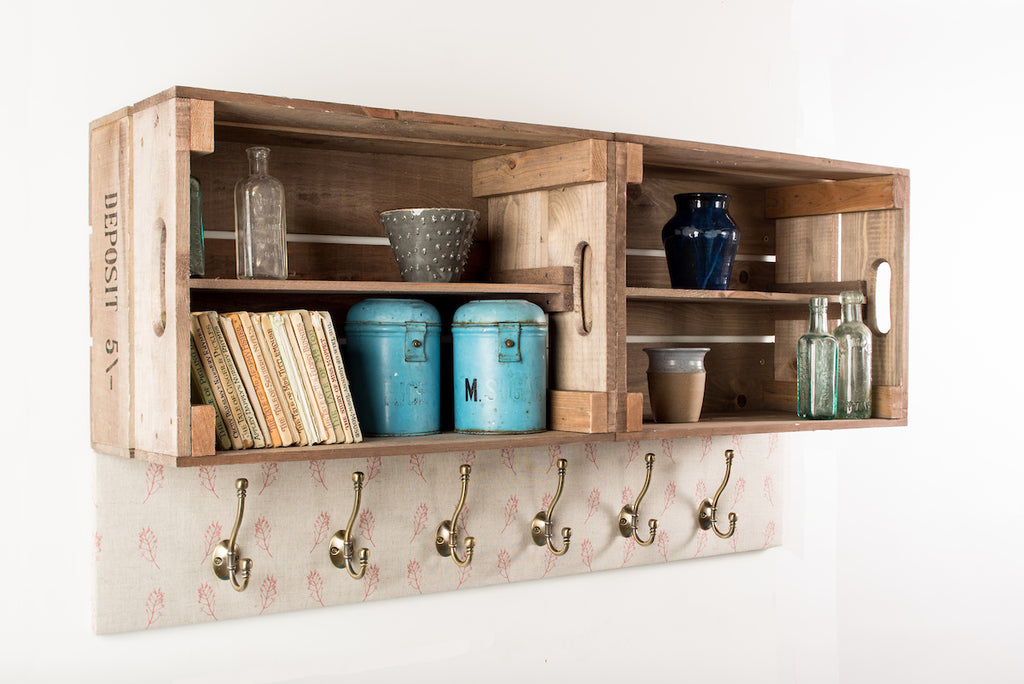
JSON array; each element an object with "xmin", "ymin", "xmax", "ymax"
[
  {"xmin": 435, "ymin": 464, "xmax": 475, "ymax": 567},
  {"xmin": 619, "ymin": 453, "xmax": 658, "ymax": 546},
  {"xmin": 329, "ymin": 472, "xmax": 370, "ymax": 579},
  {"xmin": 698, "ymin": 449, "xmax": 738, "ymax": 539},
  {"xmin": 532, "ymin": 458, "xmax": 572, "ymax": 556},
  {"xmin": 211, "ymin": 478, "xmax": 254, "ymax": 592}
]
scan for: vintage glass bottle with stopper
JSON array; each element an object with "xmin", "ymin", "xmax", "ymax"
[
  {"xmin": 235, "ymin": 146, "xmax": 288, "ymax": 279},
  {"xmin": 834, "ymin": 290, "xmax": 872, "ymax": 418},
  {"xmin": 797, "ymin": 296, "xmax": 837, "ymax": 419}
]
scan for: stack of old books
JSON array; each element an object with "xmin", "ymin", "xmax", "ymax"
[{"xmin": 189, "ymin": 309, "xmax": 362, "ymax": 450}]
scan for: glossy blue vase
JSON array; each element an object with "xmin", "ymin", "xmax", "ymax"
[{"xmin": 662, "ymin": 193, "xmax": 739, "ymax": 290}]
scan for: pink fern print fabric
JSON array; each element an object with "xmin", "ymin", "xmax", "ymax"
[{"xmin": 94, "ymin": 434, "xmax": 784, "ymax": 633}]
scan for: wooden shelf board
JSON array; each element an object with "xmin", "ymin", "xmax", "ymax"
[
  {"xmin": 616, "ymin": 412, "xmax": 906, "ymax": 440},
  {"xmin": 625, "ymin": 287, "xmax": 841, "ymax": 305},
  {"xmin": 190, "ymin": 278, "xmax": 573, "ymax": 311},
  {"xmin": 122, "ymin": 411, "xmax": 907, "ymax": 467},
  {"xmin": 136, "ymin": 430, "xmax": 615, "ymax": 468}
]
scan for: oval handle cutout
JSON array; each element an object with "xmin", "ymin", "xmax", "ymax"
[
  {"xmin": 153, "ymin": 218, "xmax": 167, "ymax": 337},
  {"xmin": 574, "ymin": 241, "xmax": 592, "ymax": 335},
  {"xmin": 871, "ymin": 259, "xmax": 891, "ymax": 335}
]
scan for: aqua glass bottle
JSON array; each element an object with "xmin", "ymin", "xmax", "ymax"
[
  {"xmin": 835, "ymin": 290, "xmax": 872, "ymax": 418},
  {"xmin": 797, "ymin": 297, "xmax": 837, "ymax": 419},
  {"xmin": 234, "ymin": 146, "xmax": 288, "ymax": 279},
  {"xmin": 189, "ymin": 175, "xmax": 205, "ymax": 277}
]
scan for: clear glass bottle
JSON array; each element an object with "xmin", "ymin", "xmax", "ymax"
[
  {"xmin": 189, "ymin": 175, "xmax": 205, "ymax": 277},
  {"xmin": 797, "ymin": 296, "xmax": 837, "ymax": 419},
  {"xmin": 834, "ymin": 290, "xmax": 872, "ymax": 418},
  {"xmin": 234, "ymin": 146, "xmax": 288, "ymax": 279}
]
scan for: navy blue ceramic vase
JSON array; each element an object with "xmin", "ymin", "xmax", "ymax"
[{"xmin": 661, "ymin": 193, "xmax": 739, "ymax": 290}]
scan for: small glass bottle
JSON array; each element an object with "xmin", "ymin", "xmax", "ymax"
[
  {"xmin": 834, "ymin": 290, "xmax": 872, "ymax": 419},
  {"xmin": 189, "ymin": 175, "xmax": 205, "ymax": 277},
  {"xmin": 234, "ymin": 146, "xmax": 288, "ymax": 279},
  {"xmin": 797, "ymin": 297, "xmax": 837, "ymax": 419}
]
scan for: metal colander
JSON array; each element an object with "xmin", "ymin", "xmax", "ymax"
[{"xmin": 380, "ymin": 208, "xmax": 479, "ymax": 283}]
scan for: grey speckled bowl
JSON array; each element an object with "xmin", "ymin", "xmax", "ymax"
[{"xmin": 380, "ymin": 208, "xmax": 479, "ymax": 283}]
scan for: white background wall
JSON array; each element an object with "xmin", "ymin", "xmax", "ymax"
[{"xmin": 2, "ymin": 0, "xmax": 1022, "ymax": 680}]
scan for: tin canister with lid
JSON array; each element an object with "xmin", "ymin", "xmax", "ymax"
[
  {"xmin": 452, "ymin": 299, "xmax": 547, "ymax": 434},
  {"xmin": 344, "ymin": 298, "xmax": 441, "ymax": 436}
]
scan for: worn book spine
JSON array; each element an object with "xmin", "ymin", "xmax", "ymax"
[
  {"xmin": 311, "ymin": 311, "xmax": 353, "ymax": 443},
  {"xmin": 319, "ymin": 310, "xmax": 363, "ymax": 443},
  {"xmin": 270, "ymin": 312, "xmax": 322, "ymax": 445},
  {"xmin": 199, "ymin": 311, "xmax": 258, "ymax": 449},
  {"xmin": 255, "ymin": 313, "xmax": 307, "ymax": 446},
  {"xmin": 282, "ymin": 311, "xmax": 333, "ymax": 444},
  {"xmin": 299, "ymin": 310, "xmax": 345, "ymax": 443},
  {"xmin": 189, "ymin": 313, "xmax": 244, "ymax": 450},
  {"xmin": 189, "ymin": 337, "xmax": 232, "ymax": 450},
  {"xmin": 220, "ymin": 313, "xmax": 278, "ymax": 447},
  {"xmin": 239, "ymin": 311, "xmax": 293, "ymax": 446}
]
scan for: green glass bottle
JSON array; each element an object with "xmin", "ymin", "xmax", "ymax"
[
  {"xmin": 797, "ymin": 297, "xmax": 837, "ymax": 419},
  {"xmin": 835, "ymin": 290, "xmax": 872, "ymax": 418}
]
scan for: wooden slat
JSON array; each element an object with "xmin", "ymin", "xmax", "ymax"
[
  {"xmin": 626, "ymin": 287, "xmax": 841, "ymax": 305},
  {"xmin": 775, "ymin": 280, "xmax": 866, "ymax": 296},
  {"xmin": 627, "ymin": 255, "xmax": 774, "ymax": 291},
  {"xmin": 201, "ymin": 238, "xmax": 493, "ymax": 283},
  {"xmin": 549, "ymin": 182, "xmax": 611, "ymax": 393},
  {"xmin": 608, "ymin": 143, "xmax": 631, "ymax": 430},
  {"xmin": 472, "ymin": 139, "xmax": 607, "ymax": 197},
  {"xmin": 490, "ymin": 266, "xmax": 574, "ymax": 285},
  {"xmin": 130, "ymin": 97, "xmax": 192, "ymax": 457},
  {"xmin": 189, "ymin": 99, "xmax": 215, "ymax": 154},
  {"xmin": 89, "ymin": 115, "xmax": 133, "ymax": 457},
  {"xmin": 624, "ymin": 142, "xmax": 643, "ymax": 184},
  {"xmin": 136, "ymin": 430, "xmax": 618, "ymax": 467},
  {"xmin": 615, "ymin": 413, "xmax": 906, "ymax": 441},
  {"xmin": 765, "ymin": 175, "xmax": 906, "ymax": 219},
  {"xmin": 549, "ymin": 390, "xmax": 609, "ymax": 433},
  {"xmin": 625, "ymin": 393, "xmax": 643, "ymax": 432},
  {"xmin": 168, "ymin": 86, "xmax": 614, "ymax": 154},
  {"xmin": 190, "ymin": 405, "xmax": 217, "ymax": 457},
  {"xmin": 776, "ymin": 214, "xmax": 840, "ymax": 284},
  {"xmin": 616, "ymin": 132, "xmax": 907, "ymax": 182},
  {"xmin": 763, "ymin": 381, "xmax": 904, "ymax": 419},
  {"xmin": 840, "ymin": 210, "xmax": 906, "ymax": 391},
  {"xmin": 627, "ymin": 300, "xmax": 773, "ymax": 337},
  {"xmin": 189, "ymin": 276, "xmax": 574, "ymax": 313}
]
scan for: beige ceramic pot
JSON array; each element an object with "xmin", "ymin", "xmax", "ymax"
[{"xmin": 644, "ymin": 347, "xmax": 709, "ymax": 423}]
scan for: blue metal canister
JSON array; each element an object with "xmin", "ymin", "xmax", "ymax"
[
  {"xmin": 452, "ymin": 300, "xmax": 547, "ymax": 434},
  {"xmin": 344, "ymin": 299, "xmax": 441, "ymax": 436}
]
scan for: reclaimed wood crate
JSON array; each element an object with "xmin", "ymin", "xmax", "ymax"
[{"xmin": 89, "ymin": 87, "xmax": 907, "ymax": 466}]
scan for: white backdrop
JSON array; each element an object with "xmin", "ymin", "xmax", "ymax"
[{"xmin": 2, "ymin": 0, "xmax": 1022, "ymax": 680}]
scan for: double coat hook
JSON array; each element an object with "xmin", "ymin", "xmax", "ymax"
[
  {"xmin": 698, "ymin": 449, "xmax": 738, "ymax": 539},
  {"xmin": 211, "ymin": 478, "xmax": 254, "ymax": 592},
  {"xmin": 329, "ymin": 472, "xmax": 370, "ymax": 579},
  {"xmin": 532, "ymin": 458, "xmax": 572, "ymax": 555},
  {"xmin": 619, "ymin": 453, "xmax": 658, "ymax": 546},
  {"xmin": 436, "ymin": 464, "xmax": 475, "ymax": 567}
]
